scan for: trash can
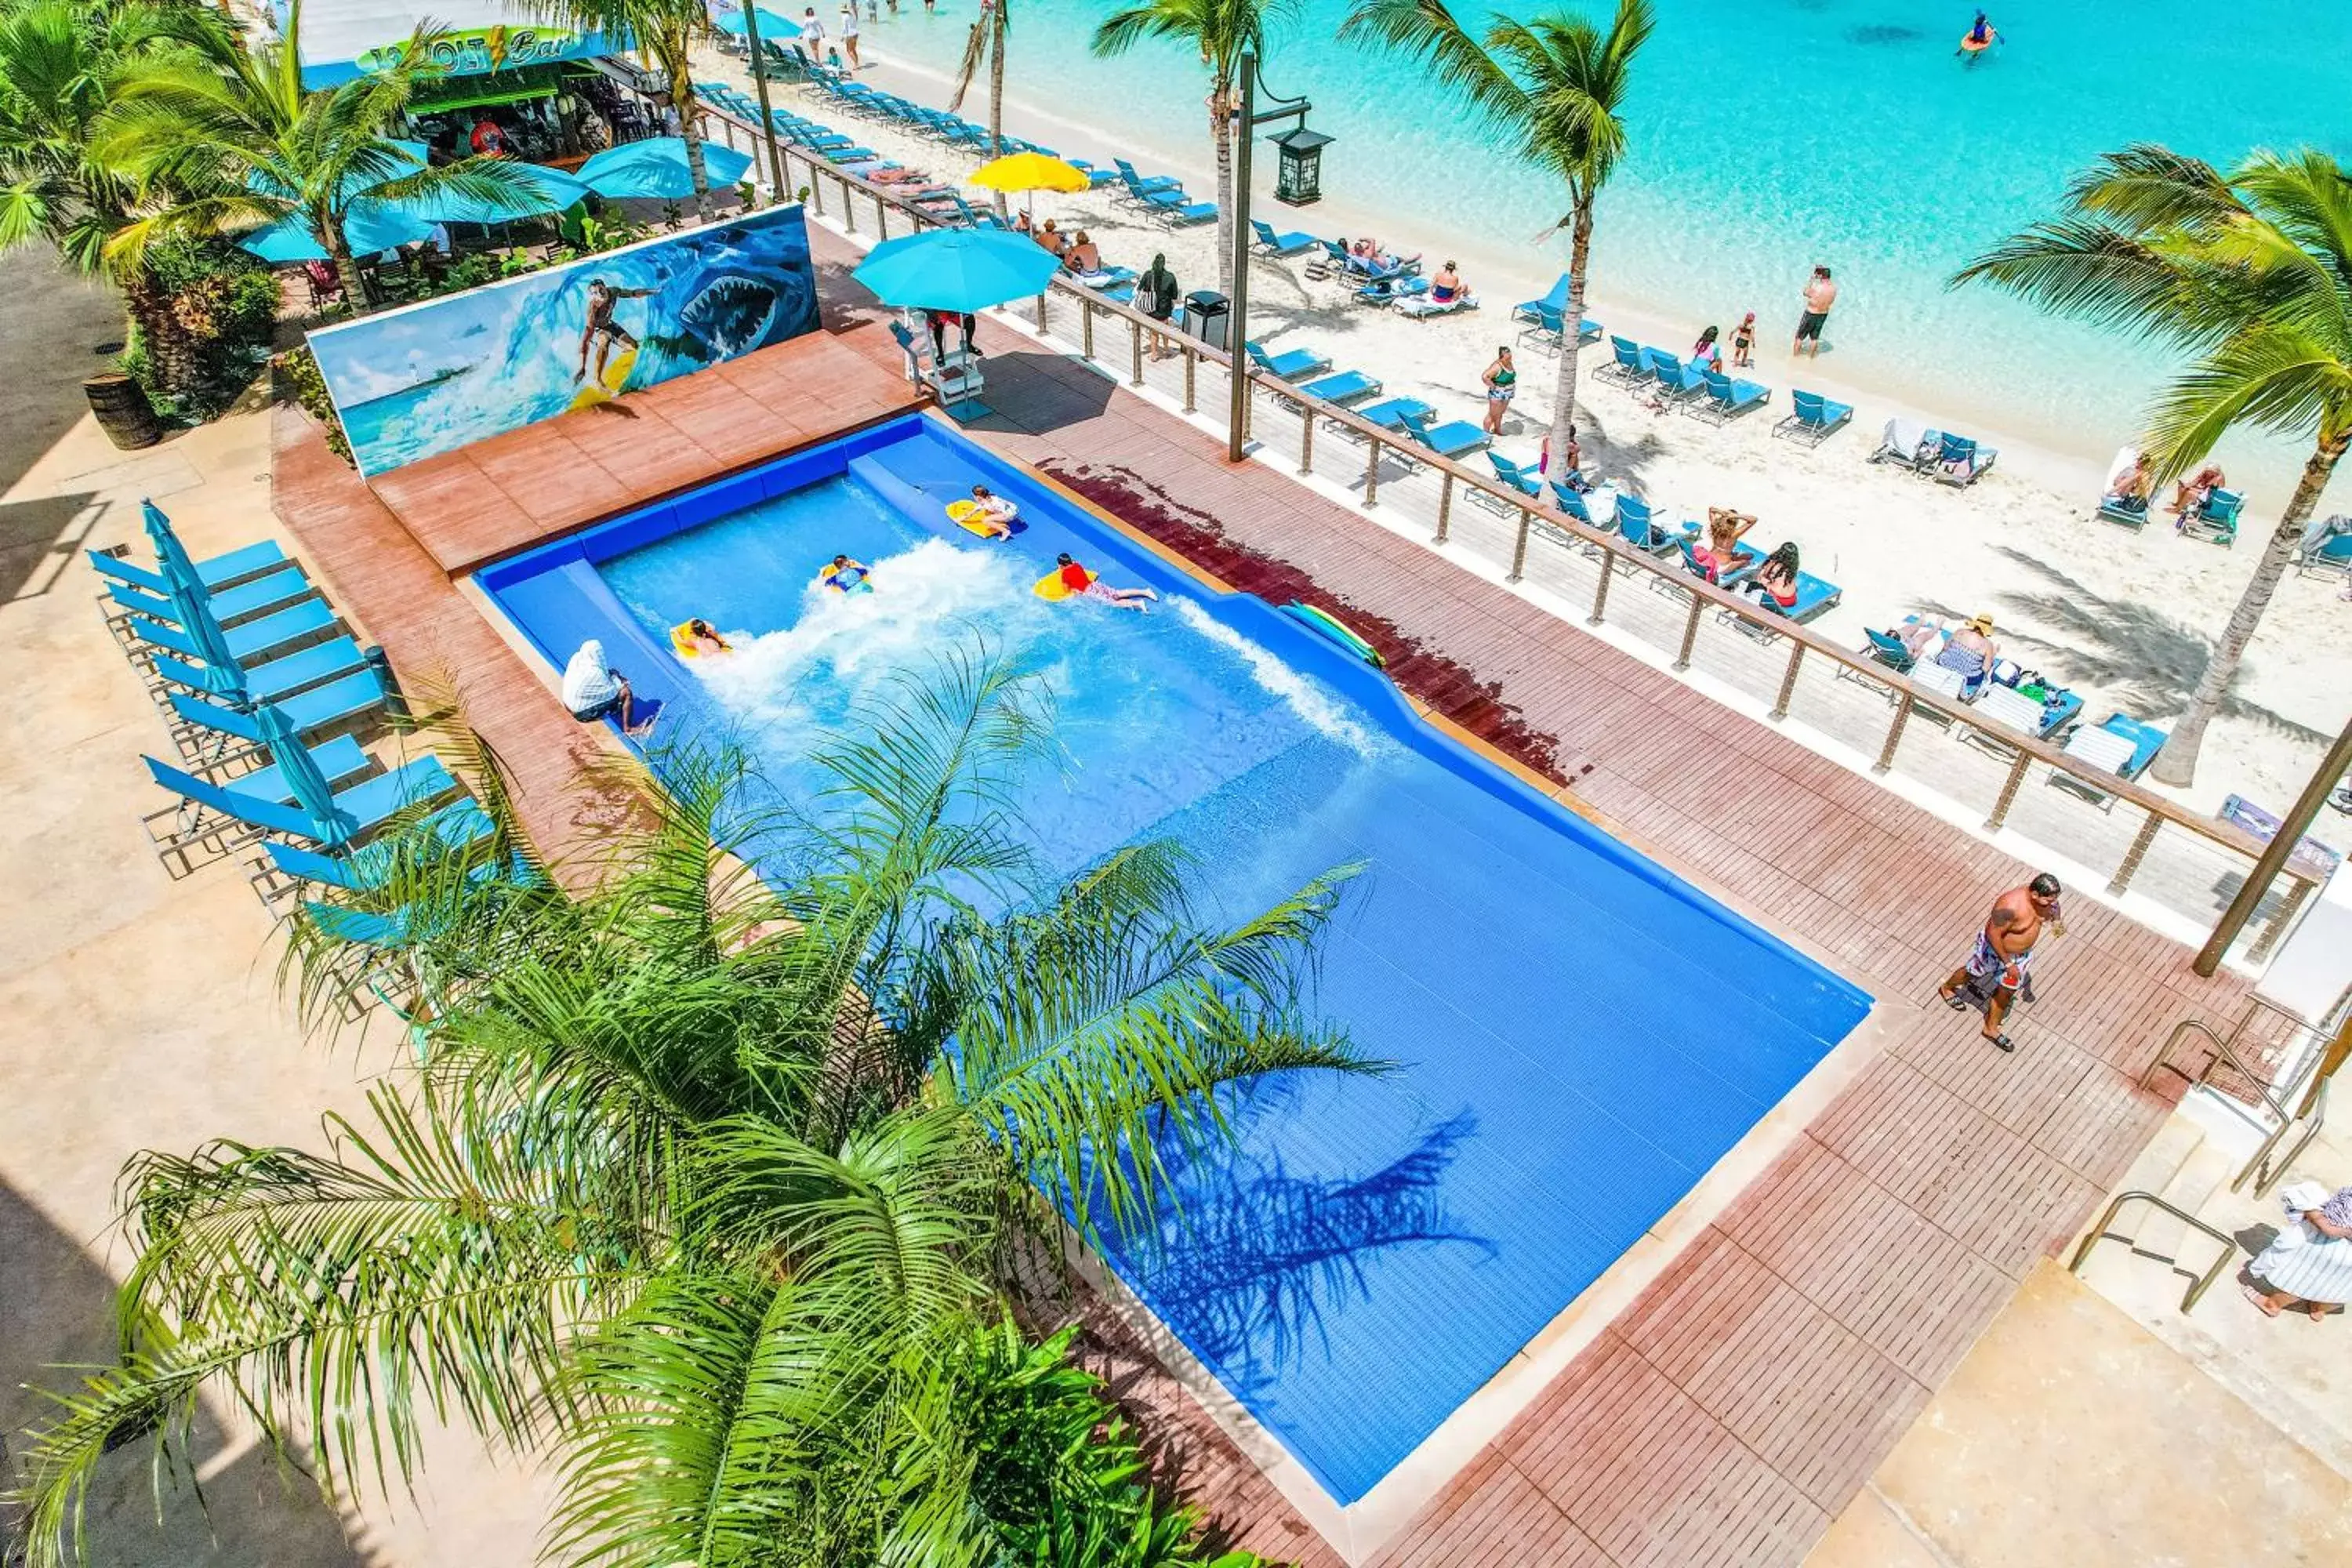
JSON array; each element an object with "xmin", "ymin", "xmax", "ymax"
[{"xmin": 1181, "ymin": 290, "xmax": 1230, "ymax": 353}]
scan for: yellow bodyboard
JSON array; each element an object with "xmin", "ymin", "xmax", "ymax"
[
  {"xmin": 570, "ymin": 347, "xmax": 638, "ymax": 411},
  {"xmin": 1033, "ymin": 568, "xmax": 1091, "ymax": 601}
]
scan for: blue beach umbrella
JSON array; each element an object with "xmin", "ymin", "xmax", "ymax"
[
  {"xmin": 713, "ymin": 6, "xmax": 804, "ymax": 38},
  {"xmin": 853, "ymin": 227, "xmax": 1065, "ymax": 313},
  {"xmin": 575, "ymin": 136, "xmax": 754, "ymax": 200},
  {"xmin": 239, "ymin": 198, "xmax": 437, "ymax": 263},
  {"xmin": 254, "ymin": 702, "xmax": 358, "ymax": 845},
  {"xmin": 390, "ymin": 162, "xmax": 590, "ymax": 226}
]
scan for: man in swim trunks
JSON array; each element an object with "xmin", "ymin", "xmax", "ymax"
[
  {"xmin": 575, "ymin": 278, "xmax": 656, "ymax": 386},
  {"xmin": 1939, "ymin": 872, "xmax": 2063, "ymax": 1051},
  {"xmin": 1792, "ymin": 266, "xmax": 1835, "ymax": 358}
]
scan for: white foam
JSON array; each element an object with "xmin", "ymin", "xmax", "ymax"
[{"xmin": 1171, "ymin": 600, "xmax": 1379, "ymax": 756}]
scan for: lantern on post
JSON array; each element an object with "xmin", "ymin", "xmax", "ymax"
[{"xmin": 1270, "ymin": 125, "xmax": 1334, "ymax": 206}]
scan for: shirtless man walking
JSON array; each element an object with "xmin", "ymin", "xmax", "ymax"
[{"xmin": 1939, "ymin": 872, "xmax": 2063, "ymax": 1051}]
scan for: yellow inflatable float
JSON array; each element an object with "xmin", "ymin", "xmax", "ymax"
[
  {"xmin": 671, "ymin": 619, "xmax": 731, "ymax": 657},
  {"xmin": 947, "ymin": 497, "xmax": 1018, "ymax": 538}
]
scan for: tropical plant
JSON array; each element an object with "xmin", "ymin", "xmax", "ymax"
[
  {"xmin": 1955, "ymin": 145, "xmax": 2352, "ymax": 786},
  {"xmin": 12, "ymin": 652, "xmax": 1363, "ymax": 1566},
  {"xmin": 1342, "ymin": 0, "xmax": 1652, "ymax": 463},
  {"xmin": 949, "ymin": 0, "xmax": 1011, "ymax": 217},
  {"xmin": 117, "ymin": 236, "xmax": 282, "ymax": 419},
  {"xmin": 93, "ymin": 1, "xmax": 546, "ymax": 304},
  {"xmin": 1090, "ymin": 0, "xmax": 1292, "ymax": 297},
  {"xmin": 554, "ymin": 0, "xmax": 721, "ymax": 220},
  {"xmin": 0, "ymin": 0, "xmax": 240, "ymax": 397}
]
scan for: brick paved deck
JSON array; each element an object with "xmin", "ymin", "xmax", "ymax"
[{"xmin": 269, "ymin": 230, "xmax": 2258, "ymax": 1567}]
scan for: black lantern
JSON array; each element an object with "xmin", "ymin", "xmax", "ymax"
[{"xmin": 1270, "ymin": 125, "xmax": 1334, "ymax": 206}]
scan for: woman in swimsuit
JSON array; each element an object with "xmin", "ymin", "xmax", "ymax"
[
  {"xmin": 1730, "ymin": 312, "xmax": 1756, "ymax": 368},
  {"xmin": 1482, "ymin": 347, "xmax": 1517, "ymax": 434},
  {"xmin": 1429, "ymin": 261, "xmax": 1463, "ymax": 304},
  {"xmin": 1701, "ymin": 506, "xmax": 1755, "ymax": 577},
  {"xmin": 1740, "ymin": 542, "xmax": 1802, "ymax": 611}
]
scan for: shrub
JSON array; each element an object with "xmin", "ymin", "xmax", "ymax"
[
  {"xmin": 272, "ymin": 344, "xmax": 352, "ymax": 466},
  {"xmin": 123, "ymin": 238, "xmax": 284, "ymax": 423}
]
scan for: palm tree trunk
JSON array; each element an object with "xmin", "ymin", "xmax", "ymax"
[
  {"xmin": 1546, "ymin": 198, "xmax": 1594, "ymax": 470},
  {"xmin": 1210, "ymin": 85, "xmax": 1234, "ymax": 297},
  {"xmin": 2152, "ymin": 428, "xmax": 2350, "ymax": 786},
  {"xmin": 122, "ymin": 272, "xmax": 196, "ymax": 399},
  {"xmin": 986, "ymin": 6, "xmax": 1007, "ymax": 220},
  {"xmin": 327, "ymin": 226, "xmax": 368, "ymax": 316},
  {"xmin": 670, "ymin": 50, "xmax": 712, "ymax": 221}
]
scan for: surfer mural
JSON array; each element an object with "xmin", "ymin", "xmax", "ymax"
[{"xmin": 308, "ymin": 206, "xmax": 821, "ymax": 477}]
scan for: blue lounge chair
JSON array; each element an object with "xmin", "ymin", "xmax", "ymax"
[
  {"xmin": 1931, "ymin": 433, "xmax": 1998, "ymax": 487},
  {"xmin": 1613, "ymin": 495, "xmax": 1677, "ymax": 557},
  {"xmin": 1646, "ymin": 350, "xmax": 1707, "ymax": 401},
  {"xmin": 143, "ymin": 752, "xmax": 459, "ymax": 861},
  {"xmin": 1352, "ymin": 397, "xmax": 1436, "ymax": 434},
  {"xmin": 1113, "ymin": 160, "xmax": 1183, "ymax": 202},
  {"xmin": 2296, "ymin": 520, "xmax": 2352, "ymax": 577},
  {"xmin": 1486, "ymin": 451, "xmax": 1544, "ymax": 500},
  {"xmin": 2180, "ymin": 487, "xmax": 2245, "ymax": 546},
  {"xmin": 1357, "ymin": 275, "xmax": 1427, "ymax": 306},
  {"xmin": 1690, "ymin": 369, "xmax": 1770, "ymax": 424},
  {"xmin": 1250, "ymin": 220, "xmax": 1318, "ymax": 256},
  {"xmin": 168, "ymin": 666, "xmax": 389, "ymax": 764},
  {"xmin": 263, "ymin": 800, "xmax": 498, "ymax": 894},
  {"xmin": 1773, "ymin": 389, "xmax": 1854, "ymax": 445},
  {"xmin": 1245, "ymin": 342, "xmax": 1331, "ymax": 380},
  {"xmin": 1515, "ymin": 303, "xmax": 1602, "ymax": 354},
  {"xmin": 1396, "ymin": 408, "xmax": 1490, "ymax": 461},
  {"xmin": 1551, "ymin": 479, "xmax": 1594, "ymax": 524},
  {"xmin": 1297, "ymin": 368, "xmax": 1381, "ymax": 405},
  {"xmin": 1742, "ymin": 565, "xmax": 1843, "ymax": 625},
  {"xmin": 129, "ymin": 596, "xmax": 339, "ymax": 666},
  {"xmin": 2047, "ymin": 713, "xmax": 2168, "ymax": 811},
  {"xmin": 1675, "ymin": 536, "xmax": 1759, "ymax": 588},
  {"xmin": 1158, "ymin": 198, "xmax": 1216, "ymax": 226},
  {"xmin": 1596, "ymin": 335, "xmax": 1648, "ymax": 386},
  {"xmin": 2096, "ymin": 456, "xmax": 2154, "ymax": 530},
  {"xmin": 1862, "ymin": 627, "xmax": 1918, "ymax": 674},
  {"xmin": 153, "ymin": 633, "xmax": 369, "ymax": 708},
  {"xmin": 87, "ymin": 539, "xmax": 291, "ymax": 599},
  {"xmin": 1513, "ymin": 273, "xmax": 1570, "ymax": 325},
  {"xmin": 106, "ymin": 562, "xmax": 314, "ymax": 629}
]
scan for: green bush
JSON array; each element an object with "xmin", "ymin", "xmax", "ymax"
[
  {"xmin": 124, "ymin": 238, "xmax": 283, "ymax": 423},
  {"xmin": 272, "ymin": 344, "xmax": 352, "ymax": 467}
]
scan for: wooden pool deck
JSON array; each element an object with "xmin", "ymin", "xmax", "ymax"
[{"xmin": 270, "ymin": 234, "xmax": 2255, "ymax": 1568}]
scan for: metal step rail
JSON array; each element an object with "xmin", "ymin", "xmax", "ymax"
[{"xmin": 2067, "ymin": 1190, "xmax": 2239, "ymax": 1314}]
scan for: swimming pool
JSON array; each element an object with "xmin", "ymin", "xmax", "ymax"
[
  {"xmin": 479, "ymin": 413, "xmax": 1872, "ymax": 1508},
  {"xmin": 860, "ymin": 0, "xmax": 2343, "ymax": 470}
]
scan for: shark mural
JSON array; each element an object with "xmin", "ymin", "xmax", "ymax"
[{"xmin": 309, "ymin": 205, "xmax": 820, "ymax": 477}]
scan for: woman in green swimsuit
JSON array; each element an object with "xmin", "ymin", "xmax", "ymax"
[{"xmin": 1482, "ymin": 346, "xmax": 1517, "ymax": 434}]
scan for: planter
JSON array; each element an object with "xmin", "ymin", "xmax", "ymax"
[{"xmin": 84, "ymin": 372, "xmax": 164, "ymax": 451}]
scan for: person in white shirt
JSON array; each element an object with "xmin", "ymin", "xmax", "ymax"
[
  {"xmin": 561, "ymin": 640, "xmax": 649, "ymax": 733},
  {"xmin": 837, "ymin": 2, "xmax": 861, "ymax": 66}
]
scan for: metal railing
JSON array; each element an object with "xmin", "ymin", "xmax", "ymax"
[
  {"xmin": 2140, "ymin": 997, "xmax": 2338, "ymax": 1195},
  {"xmin": 703, "ymin": 90, "xmax": 2328, "ymax": 973},
  {"xmin": 2067, "ymin": 1190, "xmax": 2239, "ymax": 1313}
]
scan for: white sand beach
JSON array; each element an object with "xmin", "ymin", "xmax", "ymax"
[{"xmin": 699, "ymin": 42, "xmax": 2352, "ymax": 826}]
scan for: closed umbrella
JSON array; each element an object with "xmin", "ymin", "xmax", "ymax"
[
  {"xmin": 853, "ymin": 227, "xmax": 1065, "ymax": 313},
  {"xmin": 575, "ymin": 137, "xmax": 754, "ymax": 201},
  {"xmin": 161, "ymin": 577, "xmax": 241, "ymax": 676},
  {"xmin": 254, "ymin": 702, "xmax": 357, "ymax": 846}
]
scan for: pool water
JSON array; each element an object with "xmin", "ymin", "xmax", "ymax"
[
  {"xmin": 859, "ymin": 0, "xmax": 2347, "ymax": 468},
  {"xmin": 487, "ymin": 419, "xmax": 1871, "ymax": 1504}
]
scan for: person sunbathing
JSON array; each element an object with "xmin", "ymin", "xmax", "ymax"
[
  {"xmin": 2103, "ymin": 451, "xmax": 2152, "ymax": 514},
  {"xmin": 1936, "ymin": 613, "xmax": 1998, "ymax": 690},
  {"xmin": 1062, "ymin": 230, "xmax": 1102, "ymax": 273},
  {"xmin": 1054, "ymin": 552, "xmax": 1158, "ymax": 610},
  {"xmin": 2169, "ymin": 463, "xmax": 2225, "ymax": 515},
  {"xmin": 1897, "ymin": 616, "xmax": 1947, "ymax": 659},
  {"xmin": 1704, "ymin": 506, "xmax": 1755, "ymax": 564},
  {"xmin": 1035, "ymin": 219, "xmax": 1068, "ymax": 257},
  {"xmin": 1429, "ymin": 261, "xmax": 1465, "ymax": 304},
  {"xmin": 1739, "ymin": 542, "xmax": 1802, "ymax": 611}
]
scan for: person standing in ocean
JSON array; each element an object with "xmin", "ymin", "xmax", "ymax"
[
  {"xmin": 838, "ymin": 2, "xmax": 862, "ymax": 67},
  {"xmin": 1792, "ymin": 265, "xmax": 1836, "ymax": 358}
]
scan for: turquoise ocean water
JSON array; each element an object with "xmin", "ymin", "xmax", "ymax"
[{"xmin": 858, "ymin": 0, "xmax": 2349, "ymax": 465}]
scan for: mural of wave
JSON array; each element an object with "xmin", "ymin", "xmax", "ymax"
[{"xmin": 310, "ymin": 205, "xmax": 820, "ymax": 477}]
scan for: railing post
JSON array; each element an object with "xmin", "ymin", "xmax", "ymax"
[
  {"xmin": 1034, "ymin": 292, "xmax": 1047, "ymax": 331},
  {"xmin": 807, "ymin": 155, "xmax": 822, "ymax": 216},
  {"xmin": 1131, "ymin": 318, "xmax": 1145, "ymax": 386},
  {"xmin": 2246, "ymin": 876, "xmax": 2313, "ymax": 965},
  {"xmin": 1182, "ymin": 347, "xmax": 1197, "ymax": 413},
  {"xmin": 1588, "ymin": 549, "xmax": 1612, "ymax": 624},
  {"xmin": 875, "ymin": 200, "xmax": 886, "ymax": 241},
  {"xmin": 1770, "ymin": 643, "xmax": 1805, "ymax": 720},
  {"xmin": 1507, "ymin": 506, "xmax": 1532, "ymax": 583},
  {"xmin": 1079, "ymin": 298, "xmax": 1094, "ymax": 360},
  {"xmin": 1300, "ymin": 403, "xmax": 1316, "ymax": 477},
  {"xmin": 1433, "ymin": 474, "xmax": 1452, "ymax": 543},
  {"xmin": 1875, "ymin": 693, "xmax": 1913, "ymax": 774},
  {"xmin": 1363, "ymin": 437, "xmax": 1381, "ymax": 509},
  {"xmin": 1672, "ymin": 594, "xmax": 1704, "ymax": 670},
  {"xmin": 2107, "ymin": 812, "xmax": 2163, "ymax": 896},
  {"xmin": 841, "ymin": 175, "xmax": 855, "ymax": 233},
  {"xmin": 1984, "ymin": 749, "xmax": 2034, "ymax": 831}
]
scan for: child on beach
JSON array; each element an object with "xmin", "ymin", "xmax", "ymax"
[
  {"xmin": 1691, "ymin": 325, "xmax": 1720, "ymax": 370},
  {"xmin": 1730, "ymin": 312, "xmax": 1756, "ymax": 367}
]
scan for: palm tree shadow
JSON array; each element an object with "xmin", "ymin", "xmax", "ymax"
[
  {"xmin": 1102, "ymin": 1105, "xmax": 1491, "ymax": 1400},
  {"xmin": 1917, "ymin": 546, "xmax": 2325, "ymax": 743}
]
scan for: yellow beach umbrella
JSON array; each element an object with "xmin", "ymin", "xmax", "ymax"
[{"xmin": 969, "ymin": 151, "xmax": 1090, "ymax": 194}]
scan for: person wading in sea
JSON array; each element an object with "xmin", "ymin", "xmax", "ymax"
[{"xmin": 1938, "ymin": 872, "xmax": 2063, "ymax": 1051}]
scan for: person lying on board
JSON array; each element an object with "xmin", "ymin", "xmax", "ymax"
[{"xmin": 1054, "ymin": 553, "xmax": 1158, "ymax": 611}]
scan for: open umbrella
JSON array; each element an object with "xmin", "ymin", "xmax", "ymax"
[
  {"xmin": 254, "ymin": 702, "xmax": 358, "ymax": 846},
  {"xmin": 854, "ymin": 227, "xmax": 1065, "ymax": 313},
  {"xmin": 240, "ymin": 197, "xmax": 437, "ymax": 263},
  {"xmin": 713, "ymin": 6, "xmax": 804, "ymax": 39},
  {"xmin": 575, "ymin": 137, "xmax": 754, "ymax": 201},
  {"xmin": 390, "ymin": 162, "xmax": 590, "ymax": 227},
  {"xmin": 968, "ymin": 151, "xmax": 1091, "ymax": 227}
]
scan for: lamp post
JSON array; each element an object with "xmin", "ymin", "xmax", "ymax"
[
  {"xmin": 739, "ymin": 1, "xmax": 789, "ymax": 199},
  {"xmin": 1224, "ymin": 51, "xmax": 1319, "ymax": 463},
  {"xmin": 2194, "ymin": 710, "xmax": 2352, "ymax": 975}
]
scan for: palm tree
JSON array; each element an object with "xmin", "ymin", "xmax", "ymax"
[
  {"xmin": 1955, "ymin": 145, "xmax": 2352, "ymax": 786},
  {"xmin": 949, "ymin": 0, "xmax": 1011, "ymax": 216},
  {"xmin": 1341, "ymin": 0, "xmax": 1652, "ymax": 463},
  {"xmin": 94, "ymin": 2, "xmax": 546, "ymax": 303},
  {"xmin": 0, "ymin": 0, "xmax": 238, "ymax": 394},
  {"xmin": 13, "ymin": 653, "xmax": 1365, "ymax": 1566},
  {"xmin": 553, "ymin": 0, "xmax": 720, "ymax": 220},
  {"xmin": 1090, "ymin": 0, "xmax": 1291, "ymax": 297}
]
